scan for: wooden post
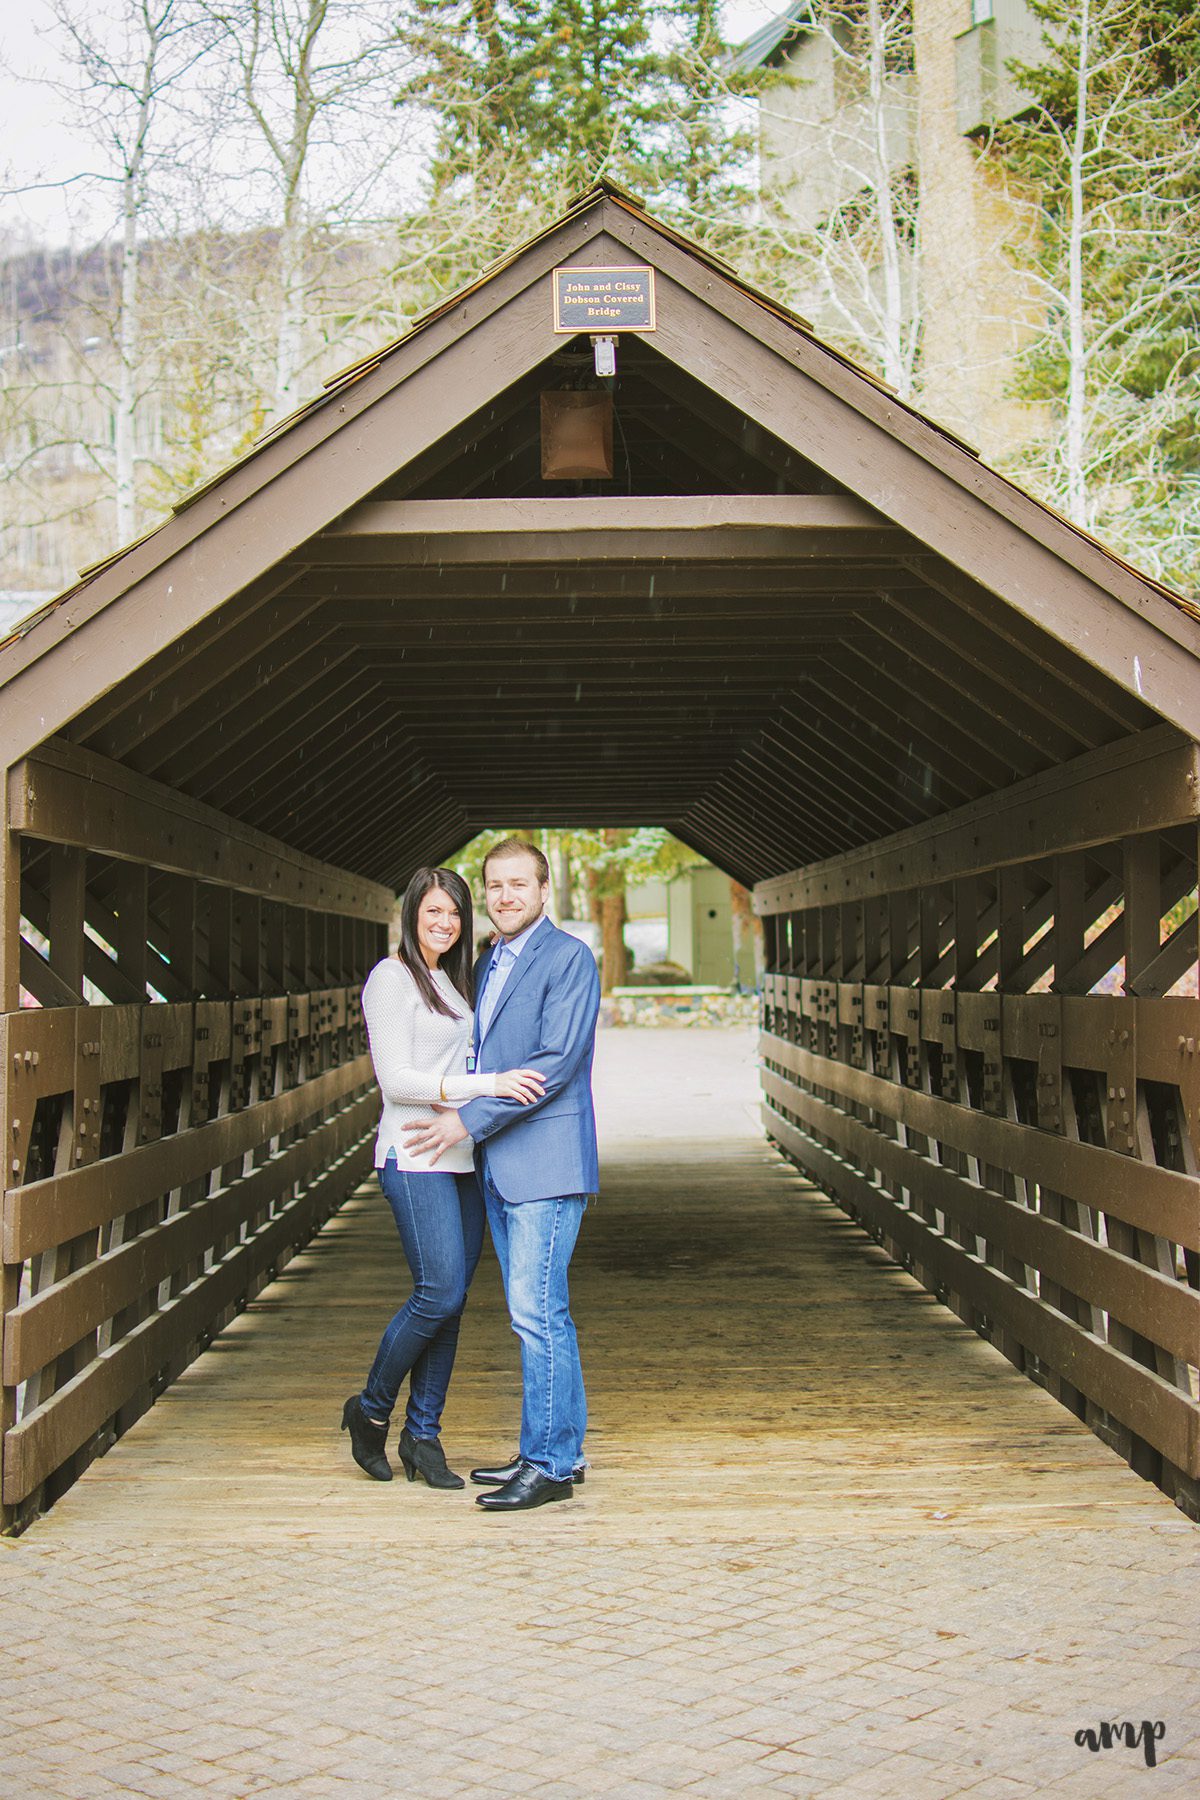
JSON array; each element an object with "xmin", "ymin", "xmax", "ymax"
[
  {"xmin": 48, "ymin": 847, "xmax": 86, "ymax": 1001},
  {"xmin": 114, "ymin": 862, "xmax": 149, "ymax": 1000},
  {"xmin": 207, "ymin": 885, "xmax": 233, "ymax": 997},
  {"xmin": 887, "ymin": 892, "xmax": 912, "ymax": 980},
  {"xmin": 1122, "ymin": 835, "xmax": 1161, "ymax": 993},
  {"xmin": 237, "ymin": 894, "xmax": 262, "ymax": 994},
  {"xmin": 863, "ymin": 895, "xmax": 884, "ymax": 983},
  {"xmin": 1053, "ymin": 853, "xmax": 1085, "ymax": 993},
  {"xmin": 1, "ymin": 823, "xmax": 21, "ymax": 1015},
  {"xmin": 919, "ymin": 886, "xmax": 941, "ymax": 984},
  {"xmin": 953, "ymin": 876, "xmax": 978, "ymax": 989},
  {"xmin": 0, "ymin": 813, "xmax": 18, "ymax": 1521},
  {"xmin": 167, "ymin": 875, "xmax": 198, "ymax": 996},
  {"xmin": 996, "ymin": 864, "xmax": 1025, "ymax": 991}
]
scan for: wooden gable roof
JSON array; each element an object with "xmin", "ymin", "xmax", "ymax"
[{"xmin": 2, "ymin": 181, "xmax": 1198, "ymax": 886}]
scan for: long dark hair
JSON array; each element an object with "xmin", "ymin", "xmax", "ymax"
[{"xmin": 396, "ymin": 867, "xmax": 474, "ymax": 1018}]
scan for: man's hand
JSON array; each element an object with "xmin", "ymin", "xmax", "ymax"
[{"xmin": 402, "ymin": 1105, "xmax": 470, "ymax": 1166}]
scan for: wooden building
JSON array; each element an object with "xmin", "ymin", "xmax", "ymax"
[{"xmin": 1, "ymin": 181, "xmax": 1197, "ymax": 1528}]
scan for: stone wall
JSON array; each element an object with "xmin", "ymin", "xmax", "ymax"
[{"xmin": 600, "ymin": 987, "xmax": 760, "ymax": 1029}]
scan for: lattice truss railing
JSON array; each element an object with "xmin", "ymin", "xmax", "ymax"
[
  {"xmin": 755, "ymin": 727, "xmax": 1200, "ymax": 1514},
  {"xmin": 1, "ymin": 741, "xmax": 392, "ymax": 1524}
]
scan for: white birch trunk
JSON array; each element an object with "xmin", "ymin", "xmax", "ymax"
[
  {"xmin": 114, "ymin": 177, "xmax": 141, "ymax": 545},
  {"xmin": 866, "ymin": 0, "xmax": 908, "ymax": 397},
  {"xmin": 1065, "ymin": 0, "xmax": 1091, "ymax": 526},
  {"xmin": 113, "ymin": 19, "xmax": 162, "ymax": 545},
  {"xmin": 273, "ymin": 194, "xmax": 307, "ymax": 420},
  {"xmin": 229, "ymin": 0, "xmax": 327, "ymax": 423}
]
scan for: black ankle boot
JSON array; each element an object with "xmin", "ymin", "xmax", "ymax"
[
  {"xmin": 398, "ymin": 1427, "xmax": 465, "ymax": 1489},
  {"xmin": 342, "ymin": 1395, "xmax": 392, "ymax": 1481}
]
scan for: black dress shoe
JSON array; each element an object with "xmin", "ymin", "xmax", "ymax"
[
  {"xmin": 341, "ymin": 1395, "xmax": 392, "ymax": 1481},
  {"xmin": 471, "ymin": 1455, "xmax": 585, "ymax": 1487},
  {"xmin": 475, "ymin": 1464, "xmax": 574, "ymax": 1511}
]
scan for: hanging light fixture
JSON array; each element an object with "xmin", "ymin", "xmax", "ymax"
[{"xmin": 540, "ymin": 388, "xmax": 614, "ymax": 480}]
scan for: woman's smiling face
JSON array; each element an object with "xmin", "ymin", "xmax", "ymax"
[{"xmin": 416, "ymin": 886, "xmax": 462, "ymax": 967}]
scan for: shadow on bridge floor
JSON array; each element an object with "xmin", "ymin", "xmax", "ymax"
[{"xmin": 2, "ymin": 1030, "xmax": 1196, "ymax": 1796}]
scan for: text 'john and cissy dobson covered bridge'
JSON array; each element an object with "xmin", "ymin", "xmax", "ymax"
[{"xmin": 1, "ymin": 182, "xmax": 1198, "ymax": 1528}]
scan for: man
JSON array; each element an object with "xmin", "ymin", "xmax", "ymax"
[{"xmin": 403, "ymin": 839, "xmax": 601, "ymax": 1512}]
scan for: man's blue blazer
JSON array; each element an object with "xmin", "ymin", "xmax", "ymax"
[{"xmin": 458, "ymin": 919, "xmax": 601, "ymax": 1202}]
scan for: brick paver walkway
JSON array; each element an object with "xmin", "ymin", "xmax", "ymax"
[{"xmin": 1, "ymin": 1028, "xmax": 1196, "ymax": 1798}]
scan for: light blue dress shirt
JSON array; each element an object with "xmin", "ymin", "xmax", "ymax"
[{"xmin": 478, "ymin": 913, "xmax": 548, "ymax": 1040}]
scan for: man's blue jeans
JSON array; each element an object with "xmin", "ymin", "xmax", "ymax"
[
  {"xmin": 483, "ymin": 1167, "xmax": 587, "ymax": 1483},
  {"xmin": 361, "ymin": 1154, "xmax": 484, "ymax": 1439}
]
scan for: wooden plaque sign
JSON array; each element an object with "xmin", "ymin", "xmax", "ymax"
[{"xmin": 553, "ymin": 266, "xmax": 657, "ymax": 333}]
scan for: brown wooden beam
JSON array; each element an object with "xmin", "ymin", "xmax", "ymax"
[
  {"xmin": 1129, "ymin": 914, "xmax": 1199, "ymax": 999},
  {"xmin": 0, "ymin": 204, "xmax": 609, "ymax": 772},
  {"xmin": 318, "ymin": 495, "xmax": 906, "ymax": 565},
  {"xmin": 4, "ymin": 1054, "xmax": 373, "ymax": 1263},
  {"xmin": 9, "ymin": 740, "xmax": 394, "ymax": 922},
  {"xmin": 289, "ymin": 568, "xmax": 912, "ymax": 605},
  {"xmin": 601, "ymin": 212, "xmax": 1200, "ymax": 734},
  {"xmin": 3, "ymin": 1096, "xmax": 376, "ymax": 1506},
  {"xmin": 85, "ymin": 584, "xmax": 324, "ymax": 764},
  {"xmin": 21, "ymin": 882, "xmax": 152, "ymax": 1007},
  {"xmin": 761, "ymin": 1031, "xmax": 1200, "ymax": 1252},
  {"xmin": 755, "ymin": 726, "xmax": 1200, "ymax": 914},
  {"xmin": 18, "ymin": 941, "xmax": 85, "ymax": 1009},
  {"xmin": 761, "ymin": 1069, "xmax": 1196, "ymax": 1363},
  {"xmin": 906, "ymin": 559, "xmax": 1153, "ymax": 738}
]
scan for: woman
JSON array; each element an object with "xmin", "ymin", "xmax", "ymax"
[{"xmin": 342, "ymin": 867, "xmax": 543, "ymax": 1488}]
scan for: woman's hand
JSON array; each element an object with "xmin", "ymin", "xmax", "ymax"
[{"xmin": 494, "ymin": 1067, "xmax": 546, "ymax": 1105}]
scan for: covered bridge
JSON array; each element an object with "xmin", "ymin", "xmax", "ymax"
[{"xmin": 1, "ymin": 182, "xmax": 1197, "ymax": 1528}]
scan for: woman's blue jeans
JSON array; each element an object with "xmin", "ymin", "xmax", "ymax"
[{"xmin": 360, "ymin": 1154, "xmax": 485, "ymax": 1440}]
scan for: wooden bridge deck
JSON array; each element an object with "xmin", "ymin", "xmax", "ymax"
[{"xmin": 2, "ymin": 1029, "xmax": 1196, "ymax": 1797}]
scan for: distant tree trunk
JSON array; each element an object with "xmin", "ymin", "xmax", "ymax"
[
  {"xmin": 555, "ymin": 840, "xmax": 573, "ymax": 919},
  {"xmin": 729, "ymin": 879, "xmax": 759, "ymax": 991},
  {"xmin": 599, "ymin": 888, "xmax": 628, "ymax": 992},
  {"xmin": 598, "ymin": 828, "xmax": 628, "ymax": 992},
  {"xmin": 585, "ymin": 847, "xmax": 627, "ymax": 992}
]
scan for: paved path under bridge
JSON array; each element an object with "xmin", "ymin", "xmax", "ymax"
[{"xmin": 1, "ymin": 1030, "xmax": 1196, "ymax": 1798}]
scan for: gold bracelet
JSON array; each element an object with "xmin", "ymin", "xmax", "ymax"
[{"xmin": 439, "ymin": 1078, "xmax": 447, "ymax": 1102}]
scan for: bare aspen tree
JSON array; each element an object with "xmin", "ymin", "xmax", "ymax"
[
  {"xmin": 860, "ymin": 0, "xmax": 914, "ymax": 396},
  {"xmin": 46, "ymin": 1, "xmax": 213, "ymax": 544},
  {"xmin": 197, "ymin": 1, "xmax": 413, "ymax": 422},
  {"xmin": 750, "ymin": 1, "xmax": 920, "ymax": 398}
]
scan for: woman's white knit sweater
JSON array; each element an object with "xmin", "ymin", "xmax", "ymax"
[{"xmin": 361, "ymin": 956, "xmax": 499, "ymax": 1174}]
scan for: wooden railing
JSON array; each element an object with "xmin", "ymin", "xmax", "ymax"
[
  {"xmin": 756, "ymin": 733, "xmax": 1200, "ymax": 1515},
  {"xmin": 1, "ymin": 985, "xmax": 376, "ymax": 1522},
  {"xmin": 0, "ymin": 738, "xmax": 395, "ymax": 1525}
]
